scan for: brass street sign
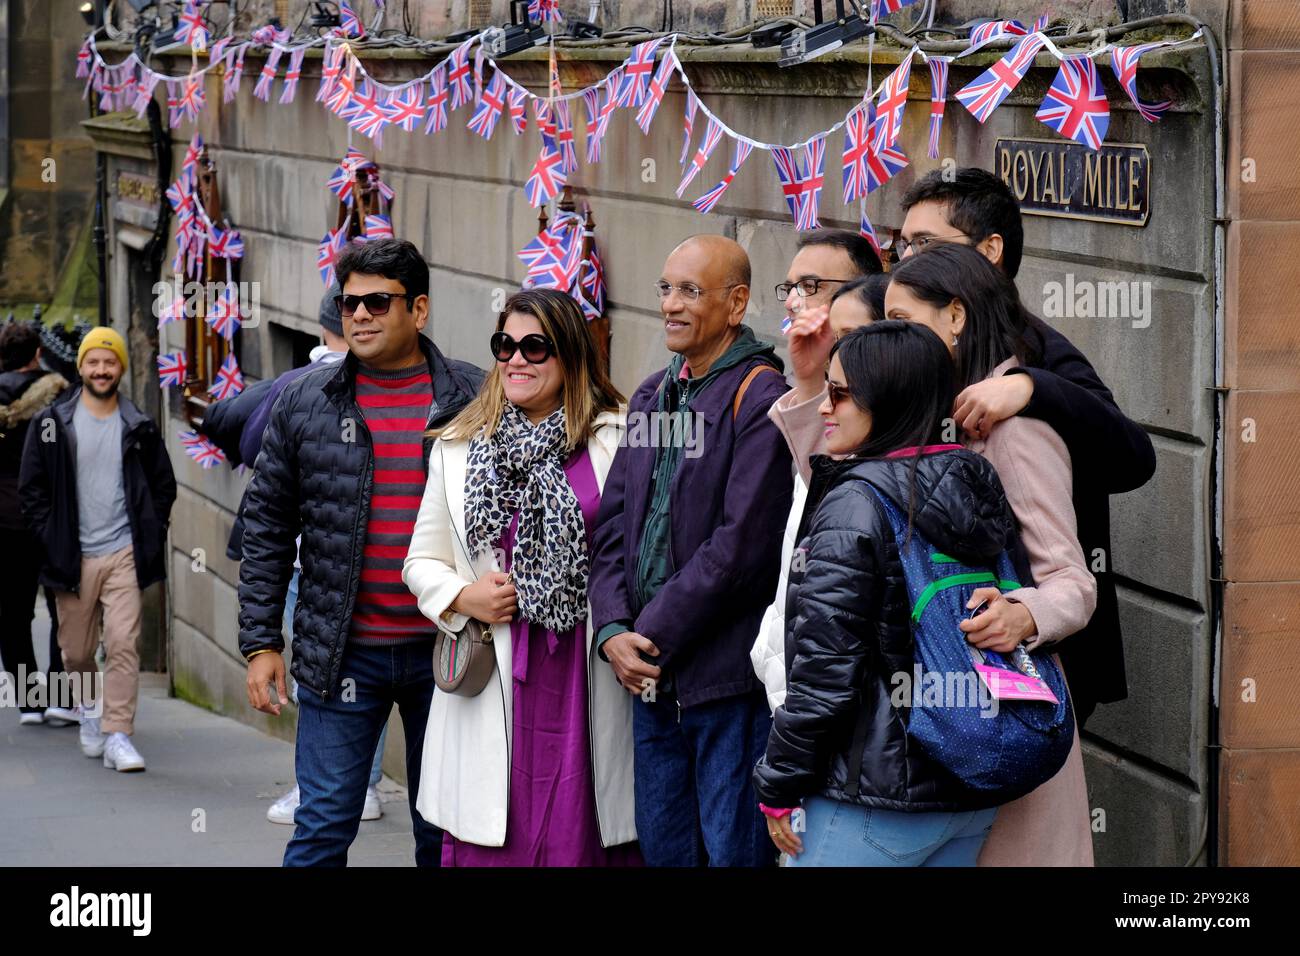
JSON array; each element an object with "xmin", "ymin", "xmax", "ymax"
[
  {"xmin": 116, "ymin": 171, "xmax": 160, "ymax": 208},
  {"xmin": 994, "ymin": 138, "xmax": 1150, "ymax": 226}
]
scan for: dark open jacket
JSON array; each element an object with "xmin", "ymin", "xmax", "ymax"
[
  {"xmin": 18, "ymin": 387, "xmax": 177, "ymax": 593},
  {"xmin": 0, "ymin": 369, "xmax": 69, "ymax": 532},
  {"xmin": 753, "ymin": 448, "xmax": 1023, "ymax": 812},
  {"xmin": 589, "ymin": 344, "xmax": 794, "ymax": 708},
  {"xmin": 236, "ymin": 336, "xmax": 484, "ymax": 699}
]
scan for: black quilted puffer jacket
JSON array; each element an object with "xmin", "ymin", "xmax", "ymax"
[
  {"xmin": 237, "ymin": 336, "xmax": 484, "ymax": 699},
  {"xmin": 752, "ymin": 447, "xmax": 1027, "ymax": 813}
]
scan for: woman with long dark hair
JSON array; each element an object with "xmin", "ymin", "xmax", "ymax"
[
  {"xmin": 403, "ymin": 288, "xmax": 640, "ymax": 865},
  {"xmin": 885, "ymin": 242, "xmax": 1096, "ymax": 866},
  {"xmin": 753, "ymin": 321, "xmax": 1023, "ymax": 866}
]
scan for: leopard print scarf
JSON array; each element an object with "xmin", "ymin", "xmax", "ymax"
[{"xmin": 464, "ymin": 402, "xmax": 588, "ymax": 633}]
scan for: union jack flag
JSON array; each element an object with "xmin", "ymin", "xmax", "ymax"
[
  {"xmin": 534, "ymin": 99, "xmax": 556, "ymax": 139},
  {"xmin": 208, "ymin": 36, "xmax": 231, "ymax": 65},
  {"xmin": 336, "ymin": 0, "xmax": 366, "ymax": 39},
  {"xmin": 841, "ymin": 101, "xmax": 876, "ymax": 204},
  {"xmin": 577, "ymin": 245, "xmax": 605, "ymax": 321},
  {"xmin": 318, "ymin": 229, "xmax": 348, "ymax": 286},
  {"xmin": 253, "ymin": 46, "xmax": 283, "ymax": 101},
  {"xmin": 157, "ymin": 351, "xmax": 188, "ymax": 388},
  {"xmin": 76, "ymin": 40, "xmax": 93, "ymax": 79},
  {"xmin": 467, "ymin": 71, "xmax": 507, "ymax": 139},
  {"xmin": 676, "ymin": 117, "xmax": 725, "ymax": 198},
  {"xmin": 386, "ymin": 80, "xmax": 426, "ymax": 132},
  {"xmin": 517, "ymin": 212, "xmax": 580, "ymax": 280},
  {"xmin": 693, "ymin": 139, "xmax": 753, "ymax": 214},
  {"xmin": 317, "ymin": 42, "xmax": 346, "ymax": 103},
  {"xmin": 1036, "ymin": 56, "xmax": 1110, "ymax": 150},
  {"xmin": 955, "ymin": 32, "xmax": 1046, "ymax": 123},
  {"xmin": 179, "ymin": 430, "xmax": 227, "ymax": 469},
  {"xmin": 424, "ymin": 65, "xmax": 449, "ymax": 134},
  {"xmin": 615, "ymin": 38, "xmax": 666, "ymax": 108},
  {"xmin": 131, "ymin": 71, "xmax": 160, "ymax": 117},
  {"xmin": 528, "ymin": 0, "xmax": 562, "ymax": 22},
  {"xmin": 326, "ymin": 67, "xmax": 357, "ymax": 116},
  {"xmin": 584, "ymin": 76, "xmax": 621, "ymax": 165},
  {"xmin": 554, "ymin": 101, "xmax": 579, "ymax": 173},
  {"xmin": 364, "ymin": 213, "xmax": 394, "ymax": 240},
  {"xmin": 927, "ymin": 57, "xmax": 950, "ymax": 159},
  {"xmin": 859, "ymin": 201, "xmax": 882, "ymax": 259},
  {"xmin": 680, "ymin": 89, "xmax": 698, "ymax": 165},
  {"xmin": 871, "ymin": 0, "xmax": 920, "ymax": 19},
  {"xmin": 327, "ymin": 147, "xmax": 368, "ymax": 198},
  {"xmin": 447, "ymin": 40, "xmax": 474, "ymax": 112},
  {"xmin": 208, "ymin": 224, "xmax": 245, "ymax": 260},
  {"xmin": 181, "ymin": 133, "xmax": 204, "ymax": 183},
  {"xmin": 636, "ymin": 49, "xmax": 676, "ymax": 134},
  {"xmin": 872, "ymin": 57, "xmax": 911, "ymax": 152},
  {"xmin": 1110, "ymin": 42, "xmax": 1173, "ymax": 122},
  {"xmin": 524, "ymin": 134, "xmax": 567, "ymax": 208},
  {"xmin": 208, "ymin": 352, "xmax": 244, "ymax": 401},
  {"xmin": 178, "ymin": 74, "xmax": 205, "ymax": 124},
  {"xmin": 279, "ymin": 47, "xmax": 307, "ymax": 104},
  {"xmin": 158, "ymin": 290, "xmax": 188, "ymax": 329},
  {"xmin": 508, "ymin": 87, "xmax": 528, "ymax": 135},
  {"xmin": 206, "ymin": 284, "xmax": 243, "ymax": 341},
  {"xmin": 771, "ymin": 136, "xmax": 827, "ymax": 231},
  {"xmin": 224, "ymin": 46, "xmax": 247, "ymax": 103},
  {"xmin": 347, "ymin": 78, "xmax": 390, "ymax": 141},
  {"xmin": 864, "ymin": 117, "xmax": 909, "ymax": 192},
  {"xmin": 177, "ymin": 1, "xmax": 208, "ymax": 52}
]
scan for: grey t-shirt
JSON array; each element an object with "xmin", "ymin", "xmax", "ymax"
[{"xmin": 72, "ymin": 401, "xmax": 133, "ymax": 556}]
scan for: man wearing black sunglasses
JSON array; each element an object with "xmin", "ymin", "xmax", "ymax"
[{"xmin": 237, "ymin": 238, "xmax": 484, "ymax": 867}]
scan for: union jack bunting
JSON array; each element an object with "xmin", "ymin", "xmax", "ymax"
[
  {"xmin": 317, "ymin": 42, "xmax": 346, "ymax": 103},
  {"xmin": 336, "ymin": 0, "xmax": 366, "ymax": 39},
  {"xmin": 771, "ymin": 136, "xmax": 827, "ymax": 231},
  {"xmin": 347, "ymin": 78, "xmax": 390, "ymax": 142},
  {"xmin": 680, "ymin": 89, "xmax": 698, "ymax": 165},
  {"xmin": 467, "ymin": 71, "xmax": 507, "ymax": 139},
  {"xmin": 97, "ymin": 65, "xmax": 124, "ymax": 113},
  {"xmin": 584, "ymin": 76, "xmax": 621, "ymax": 165},
  {"xmin": 178, "ymin": 74, "xmax": 205, "ymax": 125},
  {"xmin": 208, "ymin": 36, "xmax": 231, "ymax": 65},
  {"xmin": 548, "ymin": 46, "xmax": 561, "ymax": 100},
  {"xmin": 534, "ymin": 99, "xmax": 556, "ymax": 139},
  {"xmin": 1110, "ymin": 42, "xmax": 1173, "ymax": 122},
  {"xmin": 517, "ymin": 212, "xmax": 580, "ymax": 277},
  {"xmin": 676, "ymin": 117, "xmax": 725, "ymax": 199},
  {"xmin": 251, "ymin": 24, "xmax": 291, "ymax": 45},
  {"xmin": 615, "ymin": 37, "xmax": 666, "ymax": 108},
  {"xmin": 208, "ymin": 352, "xmax": 244, "ymax": 401},
  {"xmin": 554, "ymin": 100, "xmax": 579, "ymax": 173},
  {"xmin": 326, "ymin": 67, "xmax": 357, "ymax": 116},
  {"xmin": 524, "ymin": 134, "xmax": 567, "ymax": 208},
  {"xmin": 317, "ymin": 229, "xmax": 347, "ymax": 286},
  {"xmin": 157, "ymin": 291, "xmax": 188, "ymax": 329},
  {"xmin": 207, "ymin": 223, "xmax": 245, "ymax": 260},
  {"xmin": 955, "ymin": 32, "xmax": 1046, "ymax": 123},
  {"xmin": 327, "ymin": 147, "xmax": 368, "ymax": 198},
  {"xmin": 223, "ymin": 46, "xmax": 247, "ymax": 103},
  {"xmin": 581, "ymin": 88, "xmax": 600, "ymax": 158},
  {"xmin": 206, "ymin": 285, "xmax": 243, "ymax": 340},
  {"xmin": 927, "ymin": 57, "xmax": 950, "ymax": 159},
  {"xmin": 279, "ymin": 47, "xmax": 308, "ymax": 104},
  {"xmin": 447, "ymin": 40, "xmax": 474, "ymax": 111},
  {"xmin": 424, "ymin": 65, "xmax": 449, "ymax": 134},
  {"xmin": 636, "ymin": 49, "xmax": 676, "ymax": 134},
  {"xmin": 871, "ymin": 0, "xmax": 921, "ymax": 19},
  {"xmin": 76, "ymin": 40, "xmax": 93, "ymax": 79},
  {"xmin": 177, "ymin": 1, "xmax": 208, "ymax": 52},
  {"xmin": 508, "ymin": 87, "xmax": 528, "ymax": 135},
  {"xmin": 528, "ymin": 0, "xmax": 562, "ymax": 22},
  {"xmin": 131, "ymin": 70, "xmax": 160, "ymax": 117},
  {"xmin": 578, "ymin": 245, "xmax": 605, "ymax": 321},
  {"xmin": 841, "ymin": 101, "xmax": 876, "ymax": 204},
  {"xmin": 871, "ymin": 57, "xmax": 911, "ymax": 152},
  {"xmin": 967, "ymin": 16, "xmax": 1040, "ymax": 53},
  {"xmin": 865, "ymin": 117, "xmax": 909, "ymax": 192},
  {"xmin": 385, "ymin": 81, "xmax": 426, "ymax": 132},
  {"xmin": 1036, "ymin": 56, "xmax": 1110, "ymax": 150},
  {"xmin": 157, "ymin": 352, "xmax": 188, "ymax": 388},
  {"xmin": 166, "ymin": 80, "xmax": 182, "ymax": 127},
  {"xmin": 363, "ymin": 213, "xmax": 394, "ymax": 240},
  {"xmin": 253, "ymin": 46, "xmax": 283, "ymax": 101},
  {"xmin": 859, "ymin": 201, "xmax": 882, "ymax": 259},
  {"xmin": 179, "ymin": 430, "xmax": 227, "ymax": 469},
  {"xmin": 693, "ymin": 139, "xmax": 753, "ymax": 214}
]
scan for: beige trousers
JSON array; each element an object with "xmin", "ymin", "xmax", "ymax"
[{"xmin": 53, "ymin": 546, "xmax": 142, "ymax": 735}]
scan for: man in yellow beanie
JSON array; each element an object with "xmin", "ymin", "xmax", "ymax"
[{"xmin": 18, "ymin": 325, "xmax": 176, "ymax": 772}]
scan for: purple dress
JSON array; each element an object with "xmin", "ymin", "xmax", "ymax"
[{"xmin": 442, "ymin": 446, "xmax": 642, "ymax": 867}]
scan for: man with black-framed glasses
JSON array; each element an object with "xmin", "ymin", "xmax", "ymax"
[{"xmin": 238, "ymin": 238, "xmax": 484, "ymax": 866}]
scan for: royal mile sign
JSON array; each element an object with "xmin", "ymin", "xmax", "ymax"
[{"xmin": 994, "ymin": 138, "xmax": 1150, "ymax": 226}]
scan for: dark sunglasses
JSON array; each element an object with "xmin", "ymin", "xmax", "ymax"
[
  {"xmin": 490, "ymin": 331, "xmax": 555, "ymax": 364},
  {"xmin": 334, "ymin": 292, "xmax": 415, "ymax": 317},
  {"xmin": 826, "ymin": 381, "xmax": 853, "ymax": 408}
]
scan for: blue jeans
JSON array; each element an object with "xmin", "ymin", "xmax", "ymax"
[
  {"xmin": 633, "ymin": 690, "xmax": 774, "ymax": 867},
  {"xmin": 283, "ymin": 570, "xmax": 386, "ymax": 788},
  {"xmin": 785, "ymin": 795, "xmax": 998, "ymax": 867},
  {"xmin": 283, "ymin": 642, "xmax": 443, "ymax": 867}
]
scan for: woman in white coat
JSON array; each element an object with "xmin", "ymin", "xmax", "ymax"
[{"xmin": 403, "ymin": 288, "xmax": 639, "ymax": 865}]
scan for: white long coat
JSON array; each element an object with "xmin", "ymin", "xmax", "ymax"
[{"xmin": 402, "ymin": 412, "xmax": 636, "ymax": 848}]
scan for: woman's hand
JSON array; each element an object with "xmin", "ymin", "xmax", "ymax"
[
  {"xmin": 952, "ymin": 374, "xmax": 1035, "ymax": 440},
  {"xmin": 451, "ymin": 571, "xmax": 517, "ymax": 624},
  {"xmin": 788, "ymin": 304, "xmax": 834, "ymax": 402},
  {"xmin": 959, "ymin": 587, "xmax": 1036, "ymax": 653},
  {"xmin": 765, "ymin": 810, "xmax": 804, "ymax": 857}
]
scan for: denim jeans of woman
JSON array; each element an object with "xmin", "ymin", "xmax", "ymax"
[{"xmin": 784, "ymin": 795, "xmax": 998, "ymax": 867}]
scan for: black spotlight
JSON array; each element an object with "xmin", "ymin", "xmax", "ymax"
[{"xmin": 779, "ymin": 0, "xmax": 874, "ymax": 67}]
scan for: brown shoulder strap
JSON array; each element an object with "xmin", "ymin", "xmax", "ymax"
[{"xmin": 732, "ymin": 364, "xmax": 781, "ymax": 420}]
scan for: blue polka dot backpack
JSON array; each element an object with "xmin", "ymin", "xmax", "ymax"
[{"xmin": 865, "ymin": 485, "xmax": 1074, "ymax": 802}]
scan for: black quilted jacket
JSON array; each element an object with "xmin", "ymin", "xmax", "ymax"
[
  {"xmin": 752, "ymin": 448, "xmax": 1026, "ymax": 813},
  {"xmin": 236, "ymin": 336, "xmax": 484, "ymax": 698}
]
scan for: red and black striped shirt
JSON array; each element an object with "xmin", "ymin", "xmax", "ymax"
[{"xmin": 350, "ymin": 362, "xmax": 434, "ymax": 645}]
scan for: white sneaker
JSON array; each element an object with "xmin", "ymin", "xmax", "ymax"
[
  {"xmin": 102, "ymin": 732, "xmax": 146, "ymax": 772},
  {"xmin": 43, "ymin": 705, "xmax": 80, "ymax": 726},
  {"xmin": 19, "ymin": 711, "xmax": 44, "ymax": 726},
  {"xmin": 79, "ymin": 711, "xmax": 107, "ymax": 757},
  {"xmin": 362, "ymin": 785, "xmax": 383, "ymax": 821},
  {"xmin": 267, "ymin": 786, "xmax": 300, "ymax": 825}
]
